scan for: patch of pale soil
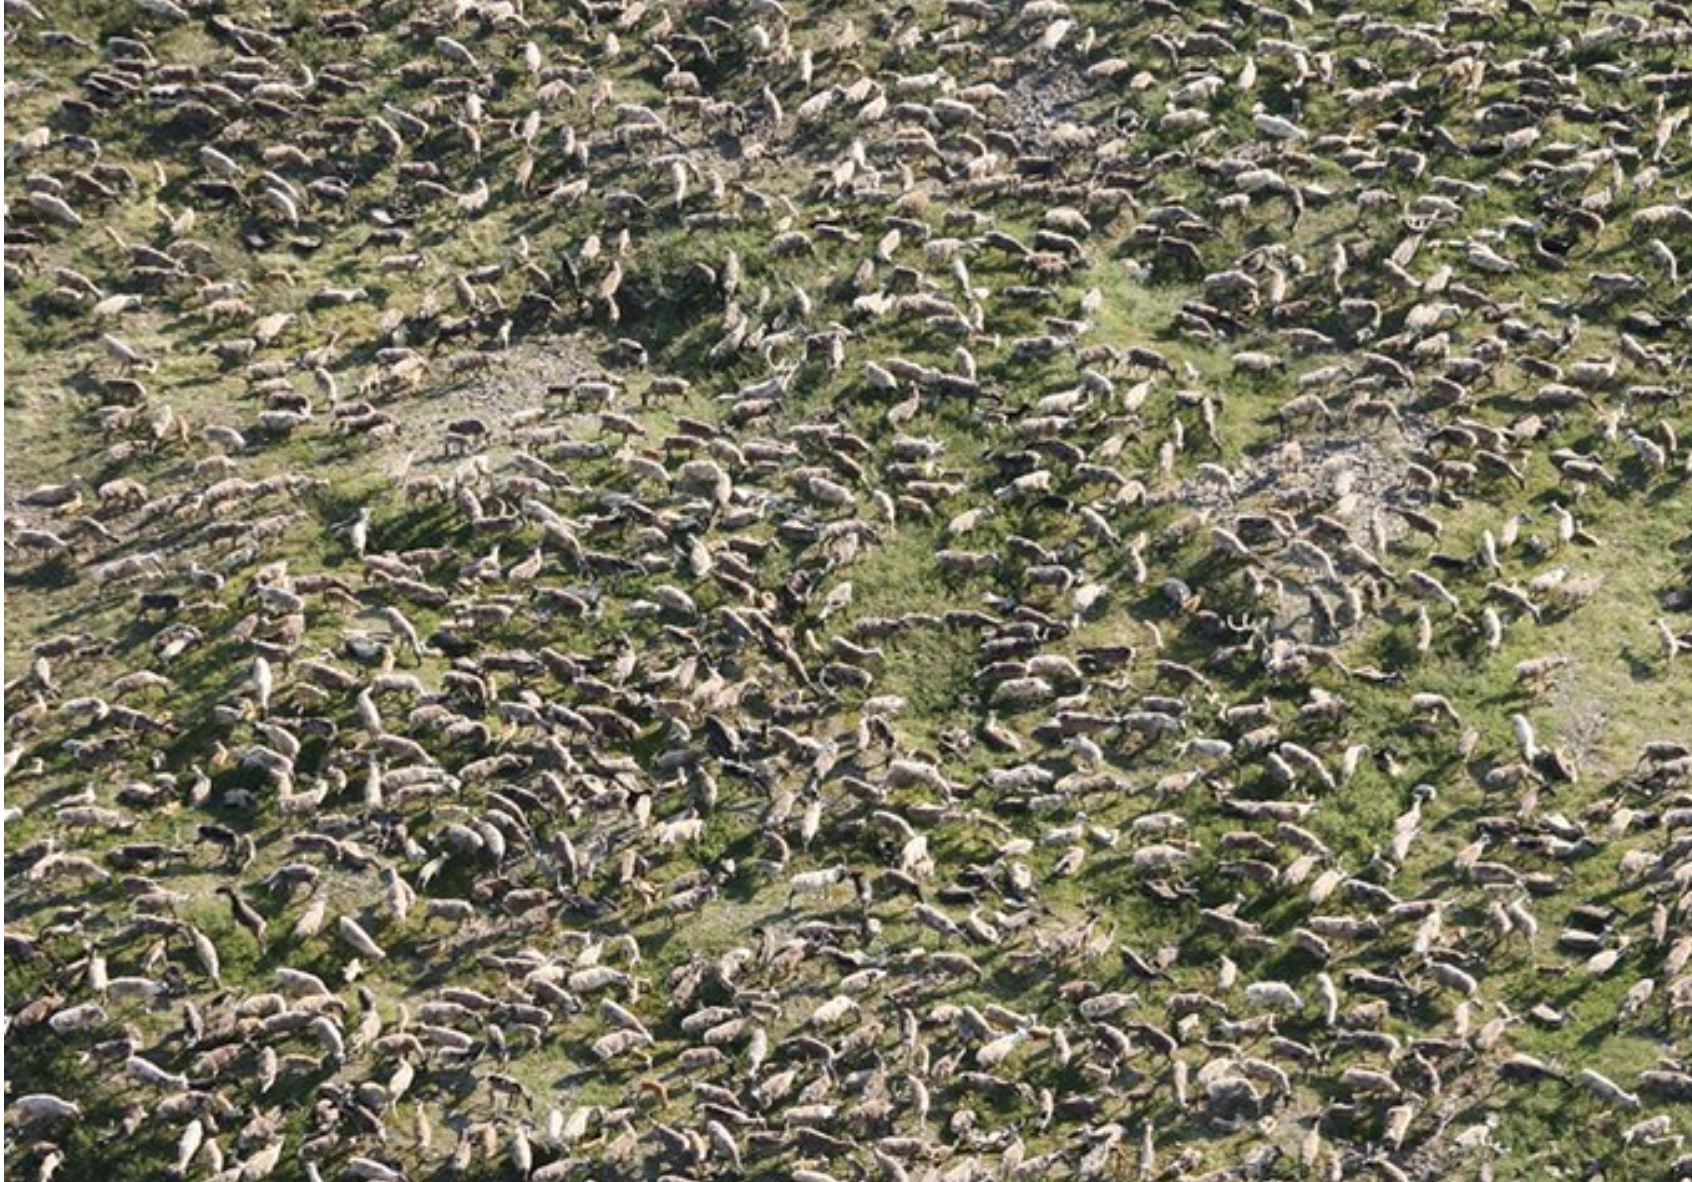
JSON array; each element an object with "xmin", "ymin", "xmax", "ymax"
[
  {"xmin": 359, "ymin": 335, "xmax": 606, "ymax": 483},
  {"xmin": 1176, "ymin": 417, "xmax": 1436, "ymax": 641},
  {"xmin": 1003, "ymin": 66, "xmax": 1093, "ymax": 148}
]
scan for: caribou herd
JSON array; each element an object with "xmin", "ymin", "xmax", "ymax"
[{"xmin": 4, "ymin": 0, "xmax": 1692, "ymax": 1178}]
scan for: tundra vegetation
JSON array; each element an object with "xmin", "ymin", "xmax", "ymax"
[{"xmin": 4, "ymin": 0, "xmax": 1692, "ymax": 1179}]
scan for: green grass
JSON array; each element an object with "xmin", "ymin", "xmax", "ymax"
[{"xmin": 8, "ymin": 0, "xmax": 1692, "ymax": 1178}]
